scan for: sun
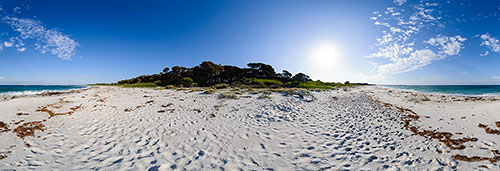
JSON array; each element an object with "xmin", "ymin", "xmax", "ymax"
[{"xmin": 309, "ymin": 43, "xmax": 342, "ymax": 65}]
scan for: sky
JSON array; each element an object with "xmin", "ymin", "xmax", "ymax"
[{"xmin": 1, "ymin": 0, "xmax": 500, "ymax": 85}]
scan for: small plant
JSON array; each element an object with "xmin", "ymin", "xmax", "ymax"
[
  {"xmin": 218, "ymin": 93, "xmax": 238, "ymax": 99},
  {"xmin": 213, "ymin": 83, "xmax": 230, "ymax": 89},
  {"xmin": 204, "ymin": 88, "xmax": 217, "ymax": 94},
  {"xmin": 258, "ymin": 94, "xmax": 271, "ymax": 99}
]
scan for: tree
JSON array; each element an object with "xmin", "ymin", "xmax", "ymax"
[
  {"xmin": 162, "ymin": 67, "xmax": 170, "ymax": 73},
  {"xmin": 247, "ymin": 63, "xmax": 277, "ymax": 79},
  {"xmin": 192, "ymin": 61, "xmax": 225, "ymax": 86},
  {"xmin": 278, "ymin": 70, "xmax": 292, "ymax": 82},
  {"xmin": 292, "ymin": 73, "xmax": 311, "ymax": 83},
  {"xmin": 180, "ymin": 77, "xmax": 194, "ymax": 87}
]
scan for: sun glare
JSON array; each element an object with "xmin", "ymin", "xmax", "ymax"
[{"xmin": 309, "ymin": 43, "xmax": 342, "ymax": 65}]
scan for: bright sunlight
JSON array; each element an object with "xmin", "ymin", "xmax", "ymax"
[{"xmin": 309, "ymin": 43, "xmax": 342, "ymax": 65}]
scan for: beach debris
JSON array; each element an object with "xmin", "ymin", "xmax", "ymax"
[
  {"xmin": 162, "ymin": 103, "xmax": 173, "ymax": 108},
  {"xmin": 0, "ymin": 121, "xmax": 10, "ymax": 133},
  {"xmin": 193, "ymin": 109, "xmax": 201, "ymax": 113},
  {"xmin": 158, "ymin": 110, "xmax": 165, "ymax": 113},
  {"xmin": 13, "ymin": 120, "xmax": 25, "ymax": 125},
  {"xmin": 0, "ymin": 151, "xmax": 10, "ymax": 160},
  {"xmin": 452, "ymin": 150, "xmax": 500, "ymax": 163},
  {"xmin": 12, "ymin": 121, "xmax": 45, "ymax": 139},
  {"xmin": 146, "ymin": 100, "xmax": 154, "ymax": 104},
  {"xmin": 16, "ymin": 112, "xmax": 29, "ymax": 116},
  {"xmin": 209, "ymin": 114, "xmax": 216, "ymax": 118},
  {"xmin": 36, "ymin": 104, "xmax": 83, "ymax": 118},
  {"xmin": 478, "ymin": 123, "xmax": 500, "ymax": 135}
]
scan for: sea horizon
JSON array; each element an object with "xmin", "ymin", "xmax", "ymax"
[
  {"xmin": 0, "ymin": 85, "xmax": 87, "ymax": 95},
  {"xmin": 383, "ymin": 84, "xmax": 500, "ymax": 96}
]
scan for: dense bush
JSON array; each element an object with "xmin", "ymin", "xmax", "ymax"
[{"xmin": 180, "ymin": 77, "xmax": 194, "ymax": 87}]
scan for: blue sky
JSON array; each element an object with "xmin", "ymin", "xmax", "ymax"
[{"xmin": 1, "ymin": 0, "xmax": 500, "ymax": 85}]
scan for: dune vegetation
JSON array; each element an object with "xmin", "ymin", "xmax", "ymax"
[{"xmin": 97, "ymin": 61, "xmax": 369, "ymax": 89}]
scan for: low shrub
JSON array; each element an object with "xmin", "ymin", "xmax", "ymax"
[
  {"xmin": 122, "ymin": 83, "xmax": 158, "ymax": 88},
  {"xmin": 213, "ymin": 83, "xmax": 230, "ymax": 89},
  {"xmin": 218, "ymin": 93, "xmax": 238, "ymax": 99}
]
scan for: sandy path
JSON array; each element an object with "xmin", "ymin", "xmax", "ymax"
[{"xmin": 0, "ymin": 86, "xmax": 495, "ymax": 170}]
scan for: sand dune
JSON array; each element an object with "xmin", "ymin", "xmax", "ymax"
[{"xmin": 0, "ymin": 86, "xmax": 498, "ymax": 170}]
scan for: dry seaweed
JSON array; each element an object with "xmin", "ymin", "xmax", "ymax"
[
  {"xmin": 452, "ymin": 150, "xmax": 500, "ymax": 163},
  {"xmin": 478, "ymin": 123, "xmax": 500, "ymax": 135},
  {"xmin": 12, "ymin": 121, "xmax": 45, "ymax": 139},
  {"xmin": 36, "ymin": 104, "xmax": 83, "ymax": 118},
  {"xmin": 0, "ymin": 121, "xmax": 10, "ymax": 133}
]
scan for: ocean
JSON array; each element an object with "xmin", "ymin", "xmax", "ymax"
[
  {"xmin": 0, "ymin": 85, "xmax": 86, "ymax": 96},
  {"xmin": 384, "ymin": 85, "xmax": 500, "ymax": 96}
]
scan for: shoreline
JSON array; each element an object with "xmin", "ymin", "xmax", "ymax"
[
  {"xmin": 0, "ymin": 86, "xmax": 91, "ymax": 102},
  {"xmin": 379, "ymin": 85, "xmax": 500, "ymax": 97}
]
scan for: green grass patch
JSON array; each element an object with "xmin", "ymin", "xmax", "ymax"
[
  {"xmin": 246, "ymin": 78, "xmax": 283, "ymax": 88},
  {"xmin": 296, "ymin": 81, "xmax": 334, "ymax": 89},
  {"xmin": 122, "ymin": 82, "xmax": 158, "ymax": 88}
]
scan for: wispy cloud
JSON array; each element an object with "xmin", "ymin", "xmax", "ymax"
[
  {"xmin": 0, "ymin": 6, "xmax": 78, "ymax": 60},
  {"xmin": 2, "ymin": 16, "xmax": 79, "ymax": 60},
  {"xmin": 479, "ymin": 33, "xmax": 500, "ymax": 56},
  {"xmin": 0, "ymin": 76, "xmax": 4, "ymax": 80},
  {"xmin": 393, "ymin": 0, "xmax": 407, "ymax": 6},
  {"xmin": 368, "ymin": 1, "xmax": 466, "ymax": 76}
]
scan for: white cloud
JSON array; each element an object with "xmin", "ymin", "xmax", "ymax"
[
  {"xmin": 3, "ymin": 41, "xmax": 13, "ymax": 47},
  {"xmin": 426, "ymin": 35, "xmax": 466, "ymax": 56},
  {"xmin": 12, "ymin": 7, "xmax": 21, "ymax": 14},
  {"xmin": 2, "ymin": 16, "xmax": 78, "ymax": 60},
  {"xmin": 493, "ymin": 76, "xmax": 500, "ymax": 80},
  {"xmin": 393, "ymin": 0, "xmax": 407, "ymax": 6},
  {"xmin": 17, "ymin": 47, "xmax": 26, "ymax": 52},
  {"xmin": 0, "ymin": 76, "xmax": 4, "ymax": 80},
  {"xmin": 480, "ymin": 33, "xmax": 500, "ymax": 56}
]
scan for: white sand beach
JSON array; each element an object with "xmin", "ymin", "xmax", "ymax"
[{"xmin": 0, "ymin": 86, "xmax": 499, "ymax": 170}]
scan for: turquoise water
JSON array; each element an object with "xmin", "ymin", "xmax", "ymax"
[
  {"xmin": 384, "ymin": 85, "xmax": 500, "ymax": 96},
  {"xmin": 0, "ymin": 85, "xmax": 86, "ymax": 95}
]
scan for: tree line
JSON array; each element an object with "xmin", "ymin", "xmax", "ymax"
[{"xmin": 117, "ymin": 61, "xmax": 314, "ymax": 87}]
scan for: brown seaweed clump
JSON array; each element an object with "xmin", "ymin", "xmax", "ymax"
[
  {"xmin": 496, "ymin": 121, "xmax": 500, "ymax": 129},
  {"xmin": 12, "ymin": 121, "xmax": 45, "ymax": 139},
  {"xmin": 0, "ymin": 121, "xmax": 10, "ymax": 133},
  {"xmin": 16, "ymin": 112, "xmax": 29, "ymax": 116},
  {"xmin": 478, "ymin": 123, "xmax": 500, "ymax": 135},
  {"xmin": 452, "ymin": 150, "xmax": 500, "ymax": 163},
  {"xmin": 36, "ymin": 104, "xmax": 83, "ymax": 118}
]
